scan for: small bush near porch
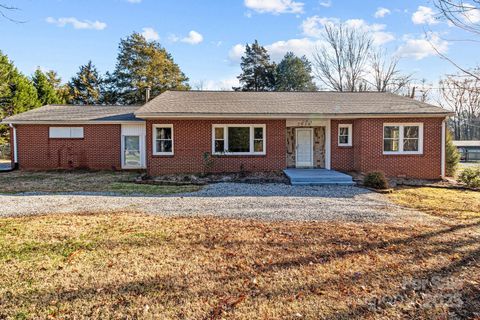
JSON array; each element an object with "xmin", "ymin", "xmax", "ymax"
[{"xmin": 0, "ymin": 212, "xmax": 479, "ymax": 319}]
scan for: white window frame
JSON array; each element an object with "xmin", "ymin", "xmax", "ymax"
[
  {"xmin": 49, "ymin": 127, "xmax": 84, "ymax": 139},
  {"xmin": 212, "ymin": 124, "xmax": 266, "ymax": 155},
  {"xmin": 383, "ymin": 123, "xmax": 424, "ymax": 155},
  {"xmin": 338, "ymin": 124, "xmax": 352, "ymax": 147},
  {"xmin": 152, "ymin": 124, "xmax": 174, "ymax": 156}
]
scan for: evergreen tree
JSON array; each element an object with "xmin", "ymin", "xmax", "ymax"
[
  {"xmin": 275, "ymin": 52, "xmax": 317, "ymax": 91},
  {"xmin": 445, "ymin": 129, "xmax": 461, "ymax": 177},
  {"xmin": 68, "ymin": 61, "xmax": 102, "ymax": 105},
  {"xmin": 236, "ymin": 40, "xmax": 276, "ymax": 91},
  {"xmin": 45, "ymin": 70, "xmax": 70, "ymax": 103},
  {"xmin": 0, "ymin": 51, "xmax": 40, "ymax": 142},
  {"xmin": 111, "ymin": 32, "xmax": 190, "ymax": 105},
  {"xmin": 99, "ymin": 71, "xmax": 120, "ymax": 105},
  {"xmin": 32, "ymin": 69, "xmax": 63, "ymax": 105}
]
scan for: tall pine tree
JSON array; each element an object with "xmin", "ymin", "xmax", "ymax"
[
  {"xmin": 0, "ymin": 51, "xmax": 40, "ymax": 143},
  {"xmin": 68, "ymin": 61, "xmax": 102, "ymax": 105},
  {"xmin": 111, "ymin": 33, "xmax": 190, "ymax": 105},
  {"xmin": 235, "ymin": 40, "xmax": 276, "ymax": 91},
  {"xmin": 45, "ymin": 70, "xmax": 70, "ymax": 103},
  {"xmin": 32, "ymin": 69, "xmax": 63, "ymax": 105},
  {"xmin": 275, "ymin": 52, "xmax": 317, "ymax": 91}
]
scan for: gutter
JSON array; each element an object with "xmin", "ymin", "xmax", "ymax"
[
  {"xmin": 133, "ymin": 112, "xmax": 454, "ymax": 119},
  {"xmin": 9, "ymin": 124, "xmax": 17, "ymax": 170}
]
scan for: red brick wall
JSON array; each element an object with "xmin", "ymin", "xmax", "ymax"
[
  {"xmin": 330, "ymin": 120, "xmax": 355, "ymax": 172},
  {"xmin": 15, "ymin": 124, "xmax": 121, "ymax": 170},
  {"xmin": 331, "ymin": 118, "xmax": 444, "ymax": 179},
  {"xmin": 146, "ymin": 120, "xmax": 286, "ymax": 175}
]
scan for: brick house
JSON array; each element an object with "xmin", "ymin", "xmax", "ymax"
[{"xmin": 2, "ymin": 91, "xmax": 452, "ymax": 179}]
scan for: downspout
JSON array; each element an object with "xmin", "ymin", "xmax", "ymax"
[
  {"xmin": 441, "ymin": 117, "xmax": 446, "ymax": 179},
  {"xmin": 9, "ymin": 124, "xmax": 18, "ymax": 169}
]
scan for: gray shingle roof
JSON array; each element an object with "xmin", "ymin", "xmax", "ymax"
[
  {"xmin": 135, "ymin": 91, "xmax": 451, "ymax": 117},
  {"xmin": 2, "ymin": 105, "xmax": 142, "ymax": 123}
]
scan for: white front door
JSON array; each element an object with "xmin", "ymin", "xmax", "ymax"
[
  {"xmin": 121, "ymin": 124, "xmax": 146, "ymax": 169},
  {"xmin": 296, "ymin": 128, "xmax": 313, "ymax": 167}
]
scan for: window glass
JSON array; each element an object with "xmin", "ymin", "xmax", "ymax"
[
  {"xmin": 384, "ymin": 125, "xmax": 421, "ymax": 153},
  {"xmin": 156, "ymin": 127, "xmax": 172, "ymax": 140},
  {"xmin": 384, "ymin": 126, "xmax": 400, "ymax": 139},
  {"xmin": 154, "ymin": 126, "xmax": 173, "ymax": 154},
  {"xmin": 254, "ymin": 127, "xmax": 264, "ymax": 152},
  {"xmin": 228, "ymin": 127, "xmax": 250, "ymax": 152},
  {"xmin": 403, "ymin": 139, "xmax": 419, "ymax": 151},
  {"xmin": 215, "ymin": 127, "xmax": 224, "ymax": 139},
  {"xmin": 384, "ymin": 139, "xmax": 400, "ymax": 152}
]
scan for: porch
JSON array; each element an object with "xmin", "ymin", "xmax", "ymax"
[{"xmin": 284, "ymin": 168, "xmax": 354, "ymax": 186}]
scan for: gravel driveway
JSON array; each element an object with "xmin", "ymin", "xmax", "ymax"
[{"xmin": 0, "ymin": 183, "xmax": 431, "ymax": 222}]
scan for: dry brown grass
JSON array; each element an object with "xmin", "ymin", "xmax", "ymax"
[
  {"xmin": 389, "ymin": 187, "xmax": 480, "ymax": 219},
  {"xmin": 0, "ymin": 170, "xmax": 201, "ymax": 195},
  {"xmin": 0, "ymin": 213, "xmax": 479, "ymax": 319}
]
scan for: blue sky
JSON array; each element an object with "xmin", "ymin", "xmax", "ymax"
[{"xmin": 1, "ymin": 0, "xmax": 477, "ymax": 90}]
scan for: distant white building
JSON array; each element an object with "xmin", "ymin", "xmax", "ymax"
[{"xmin": 453, "ymin": 141, "xmax": 480, "ymax": 161}]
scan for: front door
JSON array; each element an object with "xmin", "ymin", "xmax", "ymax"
[
  {"xmin": 122, "ymin": 135, "xmax": 144, "ymax": 169},
  {"xmin": 296, "ymin": 128, "xmax": 313, "ymax": 167}
]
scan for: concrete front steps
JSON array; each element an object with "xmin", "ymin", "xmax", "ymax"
[{"xmin": 284, "ymin": 168, "xmax": 355, "ymax": 186}]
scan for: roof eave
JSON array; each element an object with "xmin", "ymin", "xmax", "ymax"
[
  {"xmin": 134, "ymin": 112, "xmax": 454, "ymax": 119},
  {"xmin": 1, "ymin": 120, "xmax": 146, "ymax": 125}
]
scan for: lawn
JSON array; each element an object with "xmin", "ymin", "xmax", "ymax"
[
  {"xmin": 0, "ymin": 170, "xmax": 201, "ymax": 195},
  {"xmin": 389, "ymin": 187, "xmax": 480, "ymax": 219},
  {"xmin": 0, "ymin": 213, "xmax": 479, "ymax": 319}
]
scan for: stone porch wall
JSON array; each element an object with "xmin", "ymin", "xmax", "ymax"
[{"xmin": 286, "ymin": 127, "xmax": 326, "ymax": 168}]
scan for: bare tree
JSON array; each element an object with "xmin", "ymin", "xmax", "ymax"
[
  {"xmin": 312, "ymin": 23, "xmax": 372, "ymax": 91},
  {"xmin": 432, "ymin": 0, "xmax": 480, "ymax": 80},
  {"xmin": 439, "ymin": 71, "xmax": 480, "ymax": 139},
  {"xmin": 0, "ymin": 2, "xmax": 23, "ymax": 23},
  {"xmin": 369, "ymin": 50, "xmax": 412, "ymax": 94}
]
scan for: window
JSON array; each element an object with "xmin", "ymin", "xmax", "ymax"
[
  {"xmin": 383, "ymin": 123, "xmax": 423, "ymax": 154},
  {"xmin": 338, "ymin": 124, "xmax": 352, "ymax": 146},
  {"xmin": 49, "ymin": 127, "xmax": 84, "ymax": 139},
  {"xmin": 153, "ymin": 124, "xmax": 173, "ymax": 155},
  {"xmin": 212, "ymin": 124, "xmax": 265, "ymax": 155}
]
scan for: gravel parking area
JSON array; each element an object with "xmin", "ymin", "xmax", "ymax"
[{"xmin": 0, "ymin": 183, "xmax": 433, "ymax": 222}]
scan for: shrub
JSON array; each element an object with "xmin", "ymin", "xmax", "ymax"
[
  {"xmin": 202, "ymin": 152, "xmax": 215, "ymax": 176},
  {"xmin": 364, "ymin": 171, "xmax": 389, "ymax": 190},
  {"xmin": 445, "ymin": 130, "xmax": 460, "ymax": 177},
  {"xmin": 458, "ymin": 168, "xmax": 480, "ymax": 188}
]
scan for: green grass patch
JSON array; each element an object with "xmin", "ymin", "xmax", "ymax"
[{"xmin": 107, "ymin": 182, "xmax": 201, "ymax": 195}]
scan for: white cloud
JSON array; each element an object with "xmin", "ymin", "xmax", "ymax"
[
  {"xmin": 244, "ymin": 0, "xmax": 304, "ymax": 14},
  {"xmin": 170, "ymin": 30, "xmax": 204, "ymax": 45},
  {"xmin": 301, "ymin": 16, "xmax": 395, "ymax": 45},
  {"xmin": 141, "ymin": 27, "xmax": 159, "ymax": 41},
  {"xmin": 228, "ymin": 44, "xmax": 246, "ymax": 62},
  {"xmin": 412, "ymin": 6, "xmax": 438, "ymax": 25},
  {"xmin": 228, "ymin": 38, "xmax": 324, "ymax": 64},
  {"xmin": 181, "ymin": 30, "xmax": 203, "ymax": 44},
  {"xmin": 464, "ymin": 3, "xmax": 480, "ymax": 23},
  {"xmin": 265, "ymin": 38, "xmax": 324, "ymax": 60},
  {"xmin": 319, "ymin": 0, "xmax": 332, "ymax": 8},
  {"xmin": 374, "ymin": 7, "xmax": 391, "ymax": 18},
  {"xmin": 126, "ymin": 0, "xmax": 141, "ymax": 3},
  {"xmin": 301, "ymin": 16, "xmax": 338, "ymax": 38},
  {"xmin": 46, "ymin": 17, "xmax": 107, "ymax": 30},
  {"xmin": 396, "ymin": 33, "xmax": 449, "ymax": 60},
  {"xmin": 199, "ymin": 77, "xmax": 240, "ymax": 91}
]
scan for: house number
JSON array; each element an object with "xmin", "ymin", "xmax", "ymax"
[{"xmin": 298, "ymin": 120, "xmax": 312, "ymax": 126}]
